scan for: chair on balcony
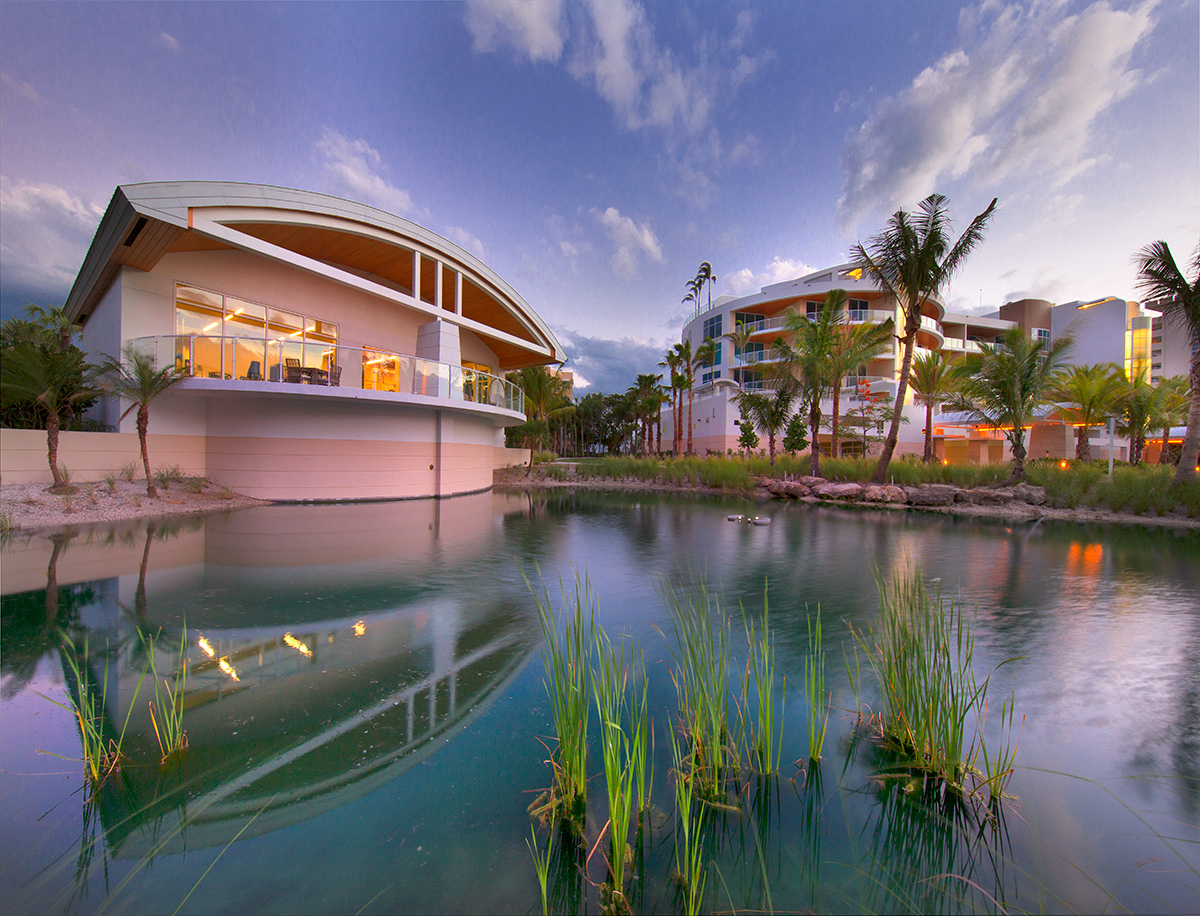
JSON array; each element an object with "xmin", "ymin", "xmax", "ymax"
[
  {"xmin": 245, "ymin": 360, "xmax": 262, "ymax": 381},
  {"xmin": 284, "ymin": 358, "xmax": 304, "ymax": 384},
  {"xmin": 326, "ymin": 365, "xmax": 342, "ymax": 387}
]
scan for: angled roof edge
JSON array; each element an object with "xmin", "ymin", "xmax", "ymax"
[{"xmin": 63, "ymin": 181, "xmax": 565, "ymax": 362}]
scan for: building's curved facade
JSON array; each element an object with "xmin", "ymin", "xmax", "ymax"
[{"xmin": 65, "ymin": 182, "xmax": 565, "ymax": 500}]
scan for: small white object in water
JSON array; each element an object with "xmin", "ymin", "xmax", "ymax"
[
  {"xmin": 751, "ymin": 516, "xmax": 772, "ymax": 526},
  {"xmin": 727, "ymin": 514, "xmax": 745, "ymax": 522}
]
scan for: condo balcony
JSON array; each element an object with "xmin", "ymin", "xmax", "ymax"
[{"xmin": 129, "ymin": 335, "xmax": 526, "ymax": 416}]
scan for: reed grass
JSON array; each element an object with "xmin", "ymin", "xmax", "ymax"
[
  {"xmin": 142, "ymin": 627, "xmax": 189, "ymax": 765},
  {"xmin": 661, "ymin": 578, "xmax": 735, "ymax": 798},
  {"xmin": 43, "ymin": 635, "xmax": 145, "ymax": 788},
  {"xmin": 527, "ymin": 825, "xmax": 552, "ymax": 916},
  {"xmin": 804, "ymin": 608, "xmax": 830, "ymax": 763},
  {"xmin": 738, "ymin": 586, "xmax": 782, "ymax": 774},
  {"xmin": 593, "ymin": 630, "xmax": 645, "ymax": 907},
  {"xmin": 975, "ymin": 696, "xmax": 1023, "ymax": 806},
  {"xmin": 669, "ymin": 727, "xmax": 707, "ymax": 916},
  {"xmin": 850, "ymin": 572, "xmax": 982, "ymax": 793},
  {"xmin": 530, "ymin": 572, "xmax": 595, "ymax": 829}
]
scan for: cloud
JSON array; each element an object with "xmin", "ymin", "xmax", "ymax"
[
  {"xmin": 464, "ymin": 0, "xmax": 566, "ymax": 62},
  {"xmin": 315, "ymin": 128, "xmax": 427, "ymax": 219},
  {"xmin": 594, "ymin": 206, "xmax": 663, "ymax": 278},
  {"xmin": 553, "ymin": 327, "xmax": 670, "ymax": 394},
  {"xmin": 0, "ymin": 177, "xmax": 104, "ymax": 299},
  {"xmin": 445, "ymin": 226, "xmax": 486, "ymax": 259},
  {"xmin": 0, "ymin": 72, "xmax": 44, "ymax": 104},
  {"xmin": 724, "ymin": 256, "xmax": 818, "ymax": 296},
  {"xmin": 156, "ymin": 31, "xmax": 181, "ymax": 54},
  {"xmin": 838, "ymin": 0, "xmax": 1158, "ymax": 230}
]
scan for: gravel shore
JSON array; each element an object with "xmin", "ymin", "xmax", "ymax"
[{"xmin": 1, "ymin": 479, "xmax": 268, "ymax": 534}]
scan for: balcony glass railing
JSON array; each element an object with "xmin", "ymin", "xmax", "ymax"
[{"xmin": 128, "ymin": 336, "xmax": 525, "ymax": 415}]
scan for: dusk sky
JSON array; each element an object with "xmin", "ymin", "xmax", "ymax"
[{"xmin": 1, "ymin": 0, "xmax": 1196, "ymax": 392}]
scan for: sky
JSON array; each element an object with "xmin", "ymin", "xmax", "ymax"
[{"xmin": 1, "ymin": 0, "xmax": 1196, "ymax": 394}]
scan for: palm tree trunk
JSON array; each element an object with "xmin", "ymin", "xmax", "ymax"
[
  {"xmin": 871, "ymin": 329, "xmax": 916, "ymax": 484},
  {"xmin": 1173, "ymin": 366, "xmax": 1200, "ymax": 486},
  {"xmin": 1158, "ymin": 426, "xmax": 1171, "ymax": 465},
  {"xmin": 1009, "ymin": 432, "xmax": 1028, "ymax": 483},
  {"xmin": 46, "ymin": 411, "xmax": 65, "ymax": 491},
  {"xmin": 656, "ymin": 403, "xmax": 662, "ymax": 454},
  {"xmin": 923, "ymin": 402, "xmax": 934, "ymax": 463},
  {"xmin": 139, "ymin": 405, "xmax": 157, "ymax": 497},
  {"xmin": 686, "ymin": 386, "xmax": 694, "ymax": 456},
  {"xmin": 831, "ymin": 383, "xmax": 841, "ymax": 458},
  {"xmin": 809, "ymin": 398, "xmax": 822, "ymax": 477},
  {"xmin": 1076, "ymin": 427, "xmax": 1091, "ymax": 461}
]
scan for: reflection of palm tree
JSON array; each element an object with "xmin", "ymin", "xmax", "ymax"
[
  {"xmin": 1134, "ymin": 240, "xmax": 1199, "ymax": 484},
  {"xmin": 851, "ymin": 194, "xmax": 997, "ymax": 484}
]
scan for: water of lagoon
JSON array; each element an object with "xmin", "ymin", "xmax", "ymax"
[{"xmin": 1, "ymin": 490, "xmax": 1197, "ymax": 915}]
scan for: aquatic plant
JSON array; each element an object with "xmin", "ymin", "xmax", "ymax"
[
  {"xmin": 850, "ymin": 571, "xmax": 1022, "ymax": 804},
  {"xmin": 804, "ymin": 607, "xmax": 830, "ymax": 763},
  {"xmin": 530, "ymin": 572, "xmax": 595, "ymax": 830},
  {"xmin": 527, "ymin": 825, "xmax": 552, "ymax": 916},
  {"xmin": 141, "ymin": 626, "xmax": 189, "ymax": 765},
  {"xmin": 593, "ymin": 630, "xmax": 646, "ymax": 908},
  {"xmin": 42, "ymin": 635, "xmax": 145, "ymax": 788},
  {"xmin": 669, "ymin": 727, "xmax": 707, "ymax": 916},
  {"xmin": 661, "ymin": 578, "xmax": 735, "ymax": 798},
  {"xmin": 738, "ymin": 586, "xmax": 782, "ymax": 774}
]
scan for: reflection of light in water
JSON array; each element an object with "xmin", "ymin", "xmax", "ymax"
[
  {"xmin": 219, "ymin": 657, "xmax": 240, "ymax": 681},
  {"xmin": 283, "ymin": 633, "xmax": 313, "ymax": 658},
  {"xmin": 198, "ymin": 637, "xmax": 215, "ymax": 658},
  {"xmin": 353, "ymin": 620, "xmax": 366, "ymax": 637}
]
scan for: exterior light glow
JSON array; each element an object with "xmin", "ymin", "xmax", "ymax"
[
  {"xmin": 284, "ymin": 633, "xmax": 313, "ymax": 658},
  {"xmin": 198, "ymin": 637, "xmax": 215, "ymax": 658},
  {"xmin": 1060, "ymin": 460, "xmax": 1069, "ymax": 469},
  {"xmin": 219, "ymin": 657, "xmax": 239, "ymax": 681},
  {"xmin": 353, "ymin": 620, "xmax": 366, "ymax": 637},
  {"xmin": 203, "ymin": 321, "xmax": 220, "ymax": 331}
]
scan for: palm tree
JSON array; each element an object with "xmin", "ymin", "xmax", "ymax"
[
  {"xmin": 626, "ymin": 373, "xmax": 663, "ymax": 455},
  {"xmin": 947, "ymin": 327, "xmax": 1074, "ymax": 483},
  {"xmin": 509, "ymin": 366, "xmax": 573, "ymax": 453},
  {"xmin": 775, "ymin": 293, "xmax": 843, "ymax": 477},
  {"xmin": 1115, "ymin": 365, "xmax": 1163, "ymax": 465},
  {"xmin": 909, "ymin": 350, "xmax": 959, "ymax": 463},
  {"xmin": 695, "ymin": 261, "xmax": 717, "ymax": 310},
  {"xmin": 1134, "ymin": 240, "xmax": 1200, "ymax": 484},
  {"xmin": 1154, "ymin": 375, "xmax": 1190, "ymax": 465},
  {"xmin": 731, "ymin": 385, "xmax": 795, "ymax": 466},
  {"xmin": 659, "ymin": 349, "xmax": 684, "ymax": 454},
  {"xmin": 103, "ymin": 345, "xmax": 188, "ymax": 497},
  {"xmin": 1048, "ymin": 363, "xmax": 1122, "ymax": 461},
  {"xmin": 669, "ymin": 340, "xmax": 696, "ymax": 454},
  {"xmin": 1, "ymin": 330, "xmax": 102, "ymax": 493},
  {"xmin": 851, "ymin": 193, "xmax": 998, "ymax": 484},
  {"xmin": 723, "ymin": 319, "xmax": 758, "ymax": 388},
  {"xmin": 826, "ymin": 295, "xmax": 894, "ymax": 457},
  {"xmin": 689, "ymin": 338, "xmax": 717, "ymax": 455},
  {"xmin": 683, "ymin": 276, "xmax": 702, "ymax": 319}
]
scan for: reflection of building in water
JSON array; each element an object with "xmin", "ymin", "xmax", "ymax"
[
  {"xmin": 96, "ymin": 592, "xmax": 537, "ymax": 857},
  {"xmin": 0, "ymin": 491, "xmax": 545, "ymax": 856}
]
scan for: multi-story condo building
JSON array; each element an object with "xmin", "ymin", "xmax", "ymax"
[
  {"xmin": 59, "ymin": 181, "xmax": 564, "ymax": 500},
  {"xmin": 663, "ymin": 265, "xmax": 1161, "ymax": 464}
]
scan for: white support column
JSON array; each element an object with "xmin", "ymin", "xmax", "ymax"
[
  {"xmin": 454, "ymin": 271, "xmax": 463, "ymax": 316},
  {"xmin": 434, "ymin": 259, "xmax": 443, "ymax": 309},
  {"xmin": 412, "ymin": 250, "xmax": 421, "ymax": 302}
]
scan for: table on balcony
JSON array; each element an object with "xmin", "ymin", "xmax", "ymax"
[{"xmin": 286, "ymin": 366, "xmax": 329, "ymax": 385}]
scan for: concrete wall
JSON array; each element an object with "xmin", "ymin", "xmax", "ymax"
[
  {"xmin": 0, "ymin": 428, "xmax": 206, "ymax": 484},
  {"xmin": 494, "ymin": 447, "xmax": 531, "ymax": 468}
]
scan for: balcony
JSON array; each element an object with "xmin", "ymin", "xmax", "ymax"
[{"xmin": 129, "ymin": 335, "xmax": 525, "ymax": 416}]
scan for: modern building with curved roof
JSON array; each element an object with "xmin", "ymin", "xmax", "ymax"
[{"xmin": 64, "ymin": 181, "xmax": 565, "ymax": 500}]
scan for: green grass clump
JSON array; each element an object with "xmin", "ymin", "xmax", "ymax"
[
  {"xmin": 142, "ymin": 627, "xmax": 189, "ymax": 765},
  {"xmin": 850, "ymin": 572, "xmax": 1019, "ymax": 801},
  {"xmin": 1027, "ymin": 462, "xmax": 1200, "ymax": 517},
  {"xmin": 530, "ymin": 572, "xmax": 595, "ymax": 832},
  {"xmin": 42, "ymin": 636, "xmax": 145, "ymax": 789},
  {"xmin": 669, "ymin": 727, "xmax": 707, "ymax": 916},
  {"xmin": 661, "ymin": 579, "xmax": 735, "ymax": 798},
  {"xmin": 738, "ymin": 586, "xmax": 783, "ymax": 775},
  {"xmin": 804, "ymin": 608, "xmax": 829, "ymax": 764}
]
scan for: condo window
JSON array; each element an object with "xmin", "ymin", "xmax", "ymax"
[{"xmin": 702, "ymin": 314, "xmax": 722, "ymax": 341}]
